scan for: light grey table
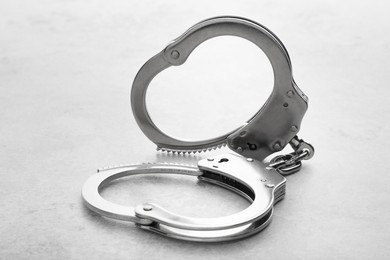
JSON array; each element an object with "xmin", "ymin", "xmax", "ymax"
[{"xmin": 1, "ymin": 0, "xmax": 389, "ymax": 259}]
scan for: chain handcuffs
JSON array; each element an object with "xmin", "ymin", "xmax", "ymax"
[{"xmin": 82, "ymin": 16, "xmax": 315, "ymax": 242}]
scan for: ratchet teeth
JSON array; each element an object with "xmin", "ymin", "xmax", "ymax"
[{"xmin": 156, "ymin": 142, "xmax": 227, "ymax": 155}]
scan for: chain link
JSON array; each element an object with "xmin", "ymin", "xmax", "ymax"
[{"xmin": 268, "ymin": 136, "xmax": 314, "ymax": 176}]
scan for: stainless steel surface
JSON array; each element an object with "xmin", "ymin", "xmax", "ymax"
[
  {"xmin": 131, "ymin": 16, "xmax": 308, "ymax": 160},
  {"xmin": 82, "ymin": 153, "xmax": 286, "ymax": 242},
  {"xmin": 2, "ymin": 0, "xmax": 390, "ymax": 258},
  {"xmin": 137, "ymin": 209, "xmax": 273, "ymax": 242},
  {"xmin": 82, "ymin": 164, "xmax": 202, "ymax": 225}
]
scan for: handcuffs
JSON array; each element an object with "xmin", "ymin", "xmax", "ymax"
[{"xmin": 82, "ymin": 16, "xmax": 314, "ymax": 242}]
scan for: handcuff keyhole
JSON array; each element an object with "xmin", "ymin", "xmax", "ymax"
[{"xmin": 218, "ymin": 158, "xmax": 229, "ymax": 163}]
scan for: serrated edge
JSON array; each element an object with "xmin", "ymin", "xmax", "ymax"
[{"xmin": 156, "ymin": 141, "xmax": 227, "ymax": 155}]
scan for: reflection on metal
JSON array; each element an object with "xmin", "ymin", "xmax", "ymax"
[
  {"xmin": 82, "ymin": 16, "xmax": 315, "ymax": 242},
  {"xmin": 131, "ymin": 16, "xmax": 313, "ymax": 161},
  {"xmin": 82, "ymin": 154, "xmax": 285, "ymax": 242}
]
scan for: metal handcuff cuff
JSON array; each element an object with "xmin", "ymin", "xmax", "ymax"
[{"xmin": 82, "ymin": 16, "xmax": 314, "ymax": 242}]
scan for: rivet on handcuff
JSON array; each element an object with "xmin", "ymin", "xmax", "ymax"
[{"xmin": 82, "ymin": 16, "xmax": 315, "ymax": 242}]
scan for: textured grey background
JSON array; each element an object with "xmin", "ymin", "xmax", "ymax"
[{"xmin": 1, "ymin": 0, "xmax": 390, "ymax": 259}]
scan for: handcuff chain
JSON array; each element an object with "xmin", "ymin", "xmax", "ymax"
[{"xmin": 268, "ymin": 136, "xmax": 314, "ymax": 176}]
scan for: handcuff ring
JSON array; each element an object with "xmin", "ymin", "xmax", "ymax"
[
  {"xmin": 82, "ymin": 154, "xmax": 286, "ymax": 242},
  {"xmin": 131, "ymin": 16, "xmax": 309, "ymax": 161}
]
